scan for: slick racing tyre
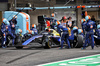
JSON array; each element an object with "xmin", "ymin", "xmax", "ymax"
[
  {"xmin": 94, "ymin": 37, "xmax": 100, "ymax": 45},
  {"xmin": 74, "ymin": 35, "xmax": 84, "ymax": 48},
  {"xmin": 15, "ymin": 35, "xmax": 23, "ymax": 49},
  {"xmin": 15, "ymin": 35, "xmax": 22, "ymax": 45},
  {"xmin": 42, "ymin": 36, "xmax": 52, "ymax": 49},
  {"xmin": 6, "ymin": 36, "xmax": 12, "ymax": 46},
  {"xmin": 16, "ymin": 46, "xmax": 23, "ymax": 49}
]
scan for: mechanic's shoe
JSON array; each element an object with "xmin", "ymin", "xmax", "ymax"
[
  {"xmin": 65, "ymin": 46, "xmax": 71, "ymax": 49},
  {"xmin": 67, "ymin": 47, "xmax": 71, "ymax": 49},
  {"xmin": 81, "ymin": 47, "xmax": 86, "ymax": 50},
  {"xmin": 91, "ymin": 48, "xmax": 94, "ymax": 50},
  {"xmin": 2, "ymin": 46, "xmax": 6, "ymax": 48},
  {"xmin": 64, "ymin": 46, "xmax": 67, "ymax": 49},
  {"xmin": 59, "ymin": 47, "xmax": 63, "ymax": 49},
  {"xmin": 91, "ymin": 47, "xmax": 94, "ymax": 50}
]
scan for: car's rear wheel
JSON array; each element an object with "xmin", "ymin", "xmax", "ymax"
[{"xmin": 74, "ymin": 35, "xmax": 84, "ymax": 48}]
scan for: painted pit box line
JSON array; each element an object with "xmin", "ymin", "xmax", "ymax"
[{"xmin": 37, "ymin": 54, "xmax": 100, "ymax": 66}]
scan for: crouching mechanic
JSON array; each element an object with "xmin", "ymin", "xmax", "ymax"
[
  {"xmin": 56, "ymin": 21, "xmax": 70, "ymax": 49},
  {"xmin": 24, "ymin": 30, "xmax": 34, "ymax": 38},
  {"xmin": 31, "ymin": 24, "xmax": 38, "ymax": 35},
  {"xmin": 68, "ymin": 26, "xmax": 78, "ymax": 48},
  {"xmin": 82, "ymin": 15, "xmax": 96, "ymax": 49},
  {"xmin": 1, "ymin": 18, "xmax": 10, "ymax": 48},
  {"xmin": 6, "ymin": 23, "xmax": 16, "ymax": 46}
]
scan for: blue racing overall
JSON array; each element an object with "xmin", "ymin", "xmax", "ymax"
[
  {"xmin": 82, "ymin": 22, "xmax": 87, "ymax": 35},
  {"xmin": 9, "ymin": 18, "xmax": 17, "ymax": 35},
  {"xmin": 31, "ymin": 28, "xmax": 38, "ymax": 35},
  {"xmin": 6, "ymin": 25, "xmax": 15, "ymax": 46},
  {"xmin": 83, "ymin": 20, "xmax": 96, "ymax": 49},
  {"xmin": 58, "ymin": 25, "xmax": 70, "ymax": 49},
  {"xmin": 1, "ymin": 23, "xmax": 7, "ymax": 48}
]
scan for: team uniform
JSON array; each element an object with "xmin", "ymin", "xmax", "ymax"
[
  {"xmin": 6, "ymin": 25, "xmax": 15, "ymax": 46},
  {"xmin": 56, "ymin": 21, "xmax": 70, "ymax": 49},
  {"xmin": 9, "ymin": 18, "xmax": 17, "ymax": 35},
  {"xmin": 1, "ymin": 23, "xmax": 7, "ymax": 48},
  {"xmin": 1, "ymin": 18, "xmax": 10, "ymax": 48},
  {"xmin": 83, "ymin": 19, "xmax": 96, "ymax": 49}
]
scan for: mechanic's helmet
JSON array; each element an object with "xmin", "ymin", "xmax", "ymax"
[
  {"xmin": 26, "ymin": 30, "xmax": 29, "ymax": 33},
  {"xmin": 27, "ymin": 30, "xmax": 34, "ymax": 34},
  {"xmin": 17, "ymin": 29, "xmax": 22, "ymax": 34},
  {"xmin": 56, "ymin": 21, "xmax": 61, "ymax": 25},
  {"xmin": 31, "ymin": 31, "xmax": 34, "ymax": 34},
  {"xmin": 45, "ymin": 28, "xmax": 48, "ymax": 30},
  {"xmin": 62, "ymin": 16, "xmax": 67, "ymax": 20},
  {"xmin": 85, "ymin": 15, "xmax": 91, "ymax": 21},
  {"xmin": 2, "ymin": 18, "xmax": 10, "ymax": 25},
  {"xmin": 54, "ymin": 27, "xmax": 57, "ymax": 30},
  {"xmin": 97, "ymin": 24, "xmax": 100, "ymax": 29},
  {"xmin": 13, "ymin": 15, "xmax": 17, "ymax": 19},
  {"xmin": 32, "ymin": 24, "xmax": 36, "ymax": 28},
  {"xmin": 80, "ymin": 19, "xmax": 86, "ymax": 23},
  {"xmin": 51, "ymin": 13, "xmax": 55, "ymax": 17},
  {"xmin": 73, "ymin": 26, "xmax": 78, "ymax": 30},
  {"xmin": 78, "ymin": 29, "xmax": 83, "ymax": 34}
]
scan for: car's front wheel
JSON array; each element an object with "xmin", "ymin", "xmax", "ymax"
[{"xmin": 42, "ymin": 36, "xmax": 52, "ymax": 49}]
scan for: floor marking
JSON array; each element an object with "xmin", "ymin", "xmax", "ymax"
[
  {"xmin": 37, "ymin": 54, "xmax": 100, "ymax": 66},
  {"xmin": 79, "ymin": 51, "xmax": 100, "ymax": 52},
  {"xmin": 59, "ymin": 63, "xmax": 68, "ymax": 65}
]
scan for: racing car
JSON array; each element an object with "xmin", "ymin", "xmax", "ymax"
[{"xmin": 15, "ymin": 28, "xmax": 84, "ymax": 49}]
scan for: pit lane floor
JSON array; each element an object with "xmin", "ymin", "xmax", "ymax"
[
  {"xmin": 0, "ymin": 44, "xmax": 100, "ymax": 66},
  {"xmin": 37, "ymin": 54, "xmax": 100, "ymax": 66}
]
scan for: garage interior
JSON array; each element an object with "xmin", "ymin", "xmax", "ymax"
[{"xmin": 0, "ymin": 0, "xmax": 100, "ymax": 27}]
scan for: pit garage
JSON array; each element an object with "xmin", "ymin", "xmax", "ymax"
[{"xmin": 0, "ymin": 0, "xmax": 100, "ymax": 66}]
